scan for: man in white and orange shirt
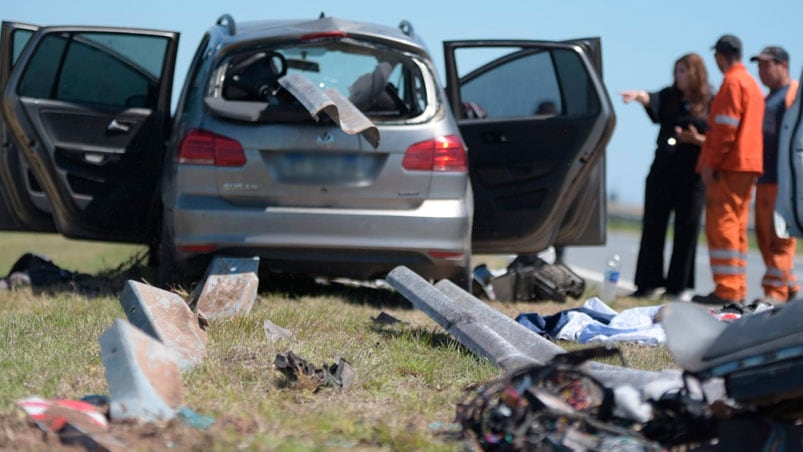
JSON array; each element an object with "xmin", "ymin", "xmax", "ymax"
[
  {"xmin": 693, "ymin": 35, "xmax": 765, "ymax": 305},
  {"xmin": 751, "ymin": 46, "xmax": 799, "ymax": 305}
]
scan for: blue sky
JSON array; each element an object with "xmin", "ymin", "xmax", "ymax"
[{"xmin": 5, "ymin": 0, "xmax": 802, "ymax": 205}]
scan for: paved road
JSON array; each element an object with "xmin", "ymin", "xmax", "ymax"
[{"xmin": 561, "ymin": 230, "xmax": 803, "ymax": 302}]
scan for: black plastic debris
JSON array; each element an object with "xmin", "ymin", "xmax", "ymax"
[
  {"xmin": 274, "ymin": 351, "xmax": 354, "ymax": 391},
  {"xmin": 474, "ymin": 256, "xmax": 585, "ymax": 302},
  {"xmin": 371, "ymin": 311, "xmax": 403, "ymax": 326},
  {"xmin": 0, "ymin": 253, "xmax": 90, "ymax": 290}
]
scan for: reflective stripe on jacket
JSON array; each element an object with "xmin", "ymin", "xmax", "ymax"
[{"xmin": 697, "ymin": 63, "xmax": 765, "ymax": 173}]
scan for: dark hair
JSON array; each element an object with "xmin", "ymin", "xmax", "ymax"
[{"xmin": 675, "ymin": 53, "xmax": 710, "ymax": 117}]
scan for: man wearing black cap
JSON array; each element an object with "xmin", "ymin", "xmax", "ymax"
[
  {"xmin": 751, "ymin": 45, "xmax": 799, "ymax": 305},
  {"xmin": 693, "ymin": 34, "xmax": 766, "ymax": 305}
]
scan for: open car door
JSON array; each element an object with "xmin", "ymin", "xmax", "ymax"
[
  {"xmin": 444, "ymin": 39, "xmax": 615, "ymax": 254},
  {"xmin": 1, "ymin": 25, "xmax": 178, "ymax": 243},
  {"xmin": 778, "ymin": 72, "xmax": 803, "ymax": 237},
  {"xmin": 0, "ymin": 21, "xmax": 52, "ymax": 232}
]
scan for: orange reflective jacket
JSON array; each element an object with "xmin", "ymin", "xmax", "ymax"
[{"xmin": 697, "ymin": 63, "xmax": 765, "ymax": 173}]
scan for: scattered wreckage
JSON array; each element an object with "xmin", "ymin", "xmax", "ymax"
[
  {"xmin": 12, "ymin": 255, "xmax": 349, "ymax": 450},
  {"xmin": 386, "ymin": 265, "xmax": 803, "ymax": 451},
  {"xmin": 8, "ymin": 253, "xmax": 803, "ymax": 450}
]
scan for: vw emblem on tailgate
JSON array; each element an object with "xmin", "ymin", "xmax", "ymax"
[{"xmin": 317, "ymin": 132, "xmax": 335, "ymax": 148}]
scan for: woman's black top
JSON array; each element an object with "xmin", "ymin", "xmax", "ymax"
[{"xmin": 644, "ymin": 86, "xmax": 710, "ymax": 175}]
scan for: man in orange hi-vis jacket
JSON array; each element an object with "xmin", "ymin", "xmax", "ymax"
[
  {"xmin": 693, "ymin": 35, "xmax": 766, "ymax": 305},
  {"xmin": 751, "ymin": 46, "xmax": 799, "ymax": 305}
]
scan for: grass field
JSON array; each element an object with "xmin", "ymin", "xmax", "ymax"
[
  {"xmin": 0, "ymin": 231, "xmax": 146, "ymax": 276},
  {"xmin": 0, "ymin": 231, "xmax": 678, "ymax": 449}
]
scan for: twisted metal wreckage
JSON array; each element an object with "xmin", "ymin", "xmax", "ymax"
[{"xmin": 385, "ymin": 266, "xmax": 803, "ymax": 451}]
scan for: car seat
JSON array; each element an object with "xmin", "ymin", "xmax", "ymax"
[{"xmin": 347, "ymin": 62, "xmax": 396, "ymax": 111}]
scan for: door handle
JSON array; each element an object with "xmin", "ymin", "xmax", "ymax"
[{"xmin": 107, "ymin": 119, "xmax": 131, "ymax": 133}]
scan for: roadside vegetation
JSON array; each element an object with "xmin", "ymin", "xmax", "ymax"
[{"xmin": 0, "ymin": 231, "xmax": 676, "ymax": 449}]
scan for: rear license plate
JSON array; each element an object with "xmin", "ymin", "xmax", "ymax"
[{"xmin": 278, "ymin": 153, "xmax": 366, "ymax": 184}]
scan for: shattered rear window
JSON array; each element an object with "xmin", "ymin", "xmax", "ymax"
[{"xmin": 207, "ymin": 39, "xmax": 429, "ymax": 123}]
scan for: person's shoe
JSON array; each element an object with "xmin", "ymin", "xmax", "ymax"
[
  {"xmin": 691, "ymin": 292, "xmax": 741, "ymax": 306},
  {"xmin": 630, "ymin": 287, "xmax": 664, "ymax": 300}
]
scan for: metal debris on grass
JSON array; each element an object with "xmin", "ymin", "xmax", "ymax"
[{"xmin": 274, "ymin": 351, "xmax": 354, "ymax": 391}]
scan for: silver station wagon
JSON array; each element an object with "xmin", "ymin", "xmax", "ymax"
[{"xmin": 0, "ymin": 14, "xmax": 614, "ymax": 287}]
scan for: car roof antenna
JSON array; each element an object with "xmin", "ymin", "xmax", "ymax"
[
  {"xmin": 399, "ymin": 20, "xmax": 414, "ymax": 37},
  {"xmin": 216, "ymin": 14, "xmax": 236, "ymax": 35}
]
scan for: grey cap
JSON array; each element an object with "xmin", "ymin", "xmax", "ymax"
[
  {"xmin": 712, "ymin": 34, "xmax": 742, "ymax": 58},
  {"xmin": 750, "ymin": 46, "xmax": 789, "ymax": 63}
]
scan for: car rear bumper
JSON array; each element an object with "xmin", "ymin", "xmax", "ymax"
[{"xmin": 170, "ymin": 197, "xmax": 471, "ymax": 280}]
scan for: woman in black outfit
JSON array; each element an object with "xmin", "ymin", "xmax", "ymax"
[{"xmin": 620, "ymin": 53, "xmax": 712, "ymax": 300}]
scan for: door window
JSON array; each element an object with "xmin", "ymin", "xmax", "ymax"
[
  {"xmin": 11, "ymin": 29, "xmax": 34, "ymax": 66},
  {"xmin": 455, "ymin": 47, "xmax": 599, "ymax": 119},
  {"xmin": 17, "ymin": 32, "xmax": 168, "ymax": 109}
]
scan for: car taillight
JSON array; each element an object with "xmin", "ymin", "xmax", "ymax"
[
  {"xmin": 402, "ymin": 135, "xmax": 467, "ymax": 172},
  {"xmin": 177, "ymin": 129, "xmax": 246, "ymax": 167}
]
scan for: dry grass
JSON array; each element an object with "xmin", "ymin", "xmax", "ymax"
[
  {"xmin": 0, "ymin": 233, "xmax": 680, "ymax": 449},
  {"xmin": 0, "ymin": 280, "xmax": 678, "ymax": 450}
]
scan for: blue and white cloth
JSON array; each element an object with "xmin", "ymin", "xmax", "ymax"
[{"xmin": 516, "ymin": 297, "xmax": 666, "ymax": 345}]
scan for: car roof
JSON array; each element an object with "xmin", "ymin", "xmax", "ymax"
[{"xmin": 211, "ymin": 16, "xmax": 431, "ymax": 57}]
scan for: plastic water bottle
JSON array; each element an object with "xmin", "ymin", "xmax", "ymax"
[{"xmin": 600, "ymin": 254, "xmax": 621, "ymax": 302}]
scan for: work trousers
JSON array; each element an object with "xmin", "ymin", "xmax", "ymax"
[
  {"xmin": 634, "ymin": 160, "xmax": 705, "ymax": 294},
  {"xmin": 754, "ymin": 182, "xmax": 799, "ymax": 300},
  {"xmin": 705, "ymin": 171, "xmax": 755, "ymax": 301}
]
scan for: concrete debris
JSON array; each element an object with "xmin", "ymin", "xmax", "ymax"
[
  {"xmin": 386, "ymin": 266, "xmax": 539, "ymax": 370},
  {"xmin": 435, "ymin": 279, "xmax": 565, "ymax": 360},
  {"xmin": 387, "ymin": 266, "xmax": 689, "ymax": 391},
  {"xmin": 274, "ymin": 351, "xmax": 354, "ymax": 391},
  {"xmin": 192, "ymin": 256, "xmax": 259, "ymax": 320},
  {"xmin": 120, "ymin": 280, "xmax": 207, "ymax": 369},
  {"xmin": 263, "ymin": 319, "xmax": 294, "ymax": 342},
  {"xmin": 99, "ymin": 319, "xmax": 184, "ymax": 423}
]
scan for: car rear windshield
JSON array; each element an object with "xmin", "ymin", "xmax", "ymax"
[{"xmin": 208, "ymin": 38, "xmax": 430, "ymax": 123}]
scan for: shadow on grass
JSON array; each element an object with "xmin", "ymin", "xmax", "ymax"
[
  {"xmin": 258, "ymin": 272, "xmax": 413, "ymax": 310},
  {"xmin": 371, "ymin": 323, "xmax": 461, "ymax": 350}
]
